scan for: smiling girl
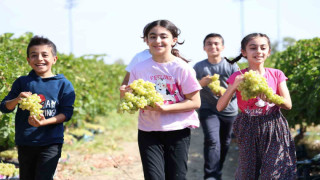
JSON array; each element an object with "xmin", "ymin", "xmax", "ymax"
[
  {"xmin": 217, "ymin": 33, "xmax": 296, "ymax": 179},
  {"xmin": 120, "ymin": 20, "xmax": 201, "ymax": 180}
]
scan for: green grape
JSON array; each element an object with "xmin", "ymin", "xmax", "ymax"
[
  {"xmin": 118, "ymin": 79, "xmax": 164, "ymax": 114},
  {"xmin": 18, "ymin": 93, "xmax": 43, "ymax": 119},
  {"xmin": 0, "ymin": 162, "xmax": 19, "ymax": 177},
  {"xmin": 208, "ymin": 74, "xmax": 226, "ymax": 95},
  {"xmin": 238, "ymin": 70, "xmax": 284, "ymax": 104}
]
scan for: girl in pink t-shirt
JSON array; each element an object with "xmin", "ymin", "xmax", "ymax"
[
  {"xmin": 217, "ymin": 33, "xmax": 296, "ymax": 179},
  {"xmin": 120, "ymin": 20, "xmax": 201, "ymax": 180}
]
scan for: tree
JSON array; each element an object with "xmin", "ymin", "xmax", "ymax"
[{"xmin": 270, "ymin": 37, "xmax": 320, "ymax": 127}]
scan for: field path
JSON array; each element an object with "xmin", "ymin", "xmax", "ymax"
[{"xmin": 56, "ymin": 127, "xmax": 238, "ymax": 180}]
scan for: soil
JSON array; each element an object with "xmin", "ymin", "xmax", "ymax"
[{"xmin": 55, "ymin": 127, "xmax": 239, "ymax": 180}]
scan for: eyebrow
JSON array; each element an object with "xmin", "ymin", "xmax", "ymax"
[
  {"xmin": 149, "ymin": 32, "xmax": 168, "ymax": 36},
  {"xmin": 30, "ymin": 51, "xmax": 49, "ymax": 54},
  {"xmin": 248, "ymin": 44, "xmax": 267, "ymax": 46}
]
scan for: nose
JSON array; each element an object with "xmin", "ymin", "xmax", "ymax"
[
  {"xmin": 257, "ymin": 47, "xmax": 263, "ymax": 53},
  {"xmin": 156, "ymin": 36, "xmax": 161, "ymax": 43},
  {"xmin": 38, "ymin": 54, "xmax": 44, "ymax": 61}
]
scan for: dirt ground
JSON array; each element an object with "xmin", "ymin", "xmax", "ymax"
[{"xmin": 55, "ymin": 127, "xmax": 239, "ymax": 180}]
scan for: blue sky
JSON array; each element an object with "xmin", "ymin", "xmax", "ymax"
[{"xmin": 1, "ymin": 0, "xmax": 319, "ymax": 66}]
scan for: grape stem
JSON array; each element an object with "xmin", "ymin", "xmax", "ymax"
[{"xmin": 238, "ymin": 68, "xmax": 243, "ymax": 75}]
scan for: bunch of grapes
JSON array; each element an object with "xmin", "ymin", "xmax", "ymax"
[
  {"xmin": 18, "ymin": 93, "xmax": 43, "ymax": 119},
  {"xmin": 208, "ymin": 74, "xmax": 226, "ymax": 95},
  {"xmin": 0, "ymin": 162, "xmax": 19, "ymax": 177},
  {"xmin": 118, "ymin": 79, "xmax": 164, "ymax": 114},
  {"xmin": 238, "ymin": 70, "xmax": 284, "ymax": 104}
]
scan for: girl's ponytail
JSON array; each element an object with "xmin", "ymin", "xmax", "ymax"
[
  {"xmin": 172, "ymin": 48, "xmax": 190, "ymax": 63},
  {"xmin": 224, "ymin": 54, "xmax": 242, "ymax": 64}
]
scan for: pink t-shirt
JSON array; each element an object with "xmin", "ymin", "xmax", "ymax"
[
  {"xmin": 227, "ymin": 68, "xmax": 288, "ymax": 116},
  {"xmin": 129, "ymin": 57, "xmax": 202, "ymax": 132}
]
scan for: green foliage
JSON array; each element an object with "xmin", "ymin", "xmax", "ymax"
[
  {"xmin": 270, "ymin": 37, "xmax": 320, "ymax": 126},
  {"xmin": 0, "ymin": 33, "xmax": 126, "ymax": 149}
]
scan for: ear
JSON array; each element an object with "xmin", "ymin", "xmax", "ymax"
[
  {"xmin": 171, "ymin": 37, "xmax": 178, "ymax": 47},
  {"xmin": 221, "ymin": 44, "xmax": 225, "ymax": 51},
  {"xmin": 53, "ymin": 56, "xmax": 58, "ymax": 64},
  {"xmin": 27, "ymin": 57, "xmax": 31, "ymax": 64},
  {"xmin": 241, "ymin": 49, "xmax": 247, "ymax": 57}
]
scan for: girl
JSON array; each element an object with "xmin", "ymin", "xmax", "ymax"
[
  {"xmin": 217, "ymin": 33, "xmax": 296, "ymax": 179},
  {"xmin": 120, "ymin": 20, "xmax": 201, "ymax": 180}
]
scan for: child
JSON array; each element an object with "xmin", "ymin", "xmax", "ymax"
[
  {"xmin": 193, "ymin": 33, "xmax": 239, "ymax": 180},
  {"xmin": 121, "ymin": 49, "xmax": 151, "ymax": 86},
  {"xmin": 120, "ymin": 19, "xmax": 201, "ymax": 180},
  {"xmin": 0, "ymin": 36, "xmax": 75, "ymax": 180},
  {"xmin": 217, "ymin": 33, "xmax": 296, "ymax": 179}
]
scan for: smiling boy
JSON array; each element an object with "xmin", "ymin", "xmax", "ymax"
[{"xmin": 0, "ymin": 36, "xmax": 75, "ymax": 180}]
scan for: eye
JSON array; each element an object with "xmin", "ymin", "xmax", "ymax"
[{"xmin": 160, "ymin": 35, "xmax": 168, "ymax": 39}]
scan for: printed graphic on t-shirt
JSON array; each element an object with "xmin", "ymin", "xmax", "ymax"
[
  {"xmin": 154, "ymin": 78, "xmax": 181, "ymax": 104},
  {"xmin": 38, "ymin": 94, "xmax": 57, "ymax": 117},
  {"xmin": 243, "ymin": 97, "xmax": 276, "ymax": 116}
]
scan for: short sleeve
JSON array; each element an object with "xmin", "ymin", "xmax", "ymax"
[
  {"xmin": 180, "ymin": 66, "xmax": 202, "ymax": 95},
  {"xmin": 277, "ymin": 70, "xmax": 288, "ymax": 83},
  {"xmin": 227, "ymin": 71, "xmax": 240, "ymax": 85}
]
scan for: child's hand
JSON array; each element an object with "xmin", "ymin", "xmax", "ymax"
[
  {"xmin": 232, "ymin": 74, "xmax": 245, "ymax": 88},
  {"xmin": 215, "ymin": 87, "xmax": 226, "ymax": 97},
  {"xmin": 17, "ymin": 92, "xmax": 32, "ymax": 100},
  {"xmin": 199, "ymin": 75, "xmax": 212, "ymax": 87},
  {"xmin": 257, "ymin": 93, "xmax": 272, "ymax": 104},
  {"xmin": 119, "ymin": 85, "xmax": 132, "ymax": 99},
  {"xmin": 143, "ymin": 102, "xmax": 165, "ymax": 112},
  {"xmin": 28, "ymin": 114, "xmax": 45, "ymax": 127}
]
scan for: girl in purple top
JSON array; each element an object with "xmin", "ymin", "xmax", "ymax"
[
  {"xmin": 217, "ymin": 33, "xmax": 296, "ymax": 179},
  {"xmin": 120, "ymin": 20, "xmax": 201, "ymax": 180}
]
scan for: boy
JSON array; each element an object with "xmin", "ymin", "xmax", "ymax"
[
  {"xmin": 193, "ymin": 33, "xmax": 238, "ymax": 180},
  {"xmin": 0, "ymin": 36, "xmax": 75, "ymax": 180}
]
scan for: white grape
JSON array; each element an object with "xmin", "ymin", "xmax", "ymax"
[
  {"xmin": 18, "ymin": 93, "xmax": 43, "ymax": 119},
  {"xmin": 238, "ymin": 70, "xmax": 284, "ymax": 104},
  {"xmin": 118, "ymin": 79, "xmax": 164, "ymax": 114},
  {"xmin": 208, "ymin": 74, "xmax": 226, "ymax": 95}
]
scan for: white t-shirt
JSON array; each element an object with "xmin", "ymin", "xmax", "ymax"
[
  {"xmin": 129, "ymin": 57, "xmax": 201, "ymax": 132},
  {"xmin": 125, "ymin": 49, "xmax": 152, "ymax": 72}
]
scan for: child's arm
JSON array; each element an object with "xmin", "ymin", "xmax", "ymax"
[
  {"xmin": 121, "ymin": 72, "xmax": 130, "ymax": 86},
  {"xmin": 276, "ymin": 81, "xmax": 292, "ymax": 110},
  {"xmin": 28, "ymin": 113, "xmax": 66, "ymax": 127},
  {"xmin": 4, "ymin": 92, "xmax": 32, "ymax": 111},
  {"xmin": 145, "ymin": 90, "xmax": 201, "ymax": 113},
  {"xmin": 217, "ymin": 74, "xmax": 243, "ymax": 111}
]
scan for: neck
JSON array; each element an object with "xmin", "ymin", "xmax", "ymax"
[
  {"xmin": 248, "ymin": 63, "xmax": 265, "ymax": 75},
  {"xmin": 152, "ymin": 53, "xmax": 175, "ymax": 63},
  {"xmin": 207, "ymin": 55, "xmax": 221, "ymax": 64},
  {"xmin": 36, "ymin": 72, "xmax": 55, "ymax": 78}
]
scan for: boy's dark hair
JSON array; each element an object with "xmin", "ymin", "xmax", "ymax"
[
  {"xmin": 225, "ymin": 33, "xmax": 271, "ymax": 64},
  {"xmin": 27, "ymin": 36, "xmax": 57, "ymax": 57},
  {"xmin": 203, "ymin": 33, "xmax": 224, "ymax": 46}
]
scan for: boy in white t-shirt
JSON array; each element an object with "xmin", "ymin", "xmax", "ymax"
[{"xmin": 121, "ymin": 49, "xmax": 151, "ymax": 86}]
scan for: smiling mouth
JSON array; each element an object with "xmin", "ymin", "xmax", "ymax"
[{"xmin": 35, "ymin": 64, "xmax": 46, "ymax": 67}]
